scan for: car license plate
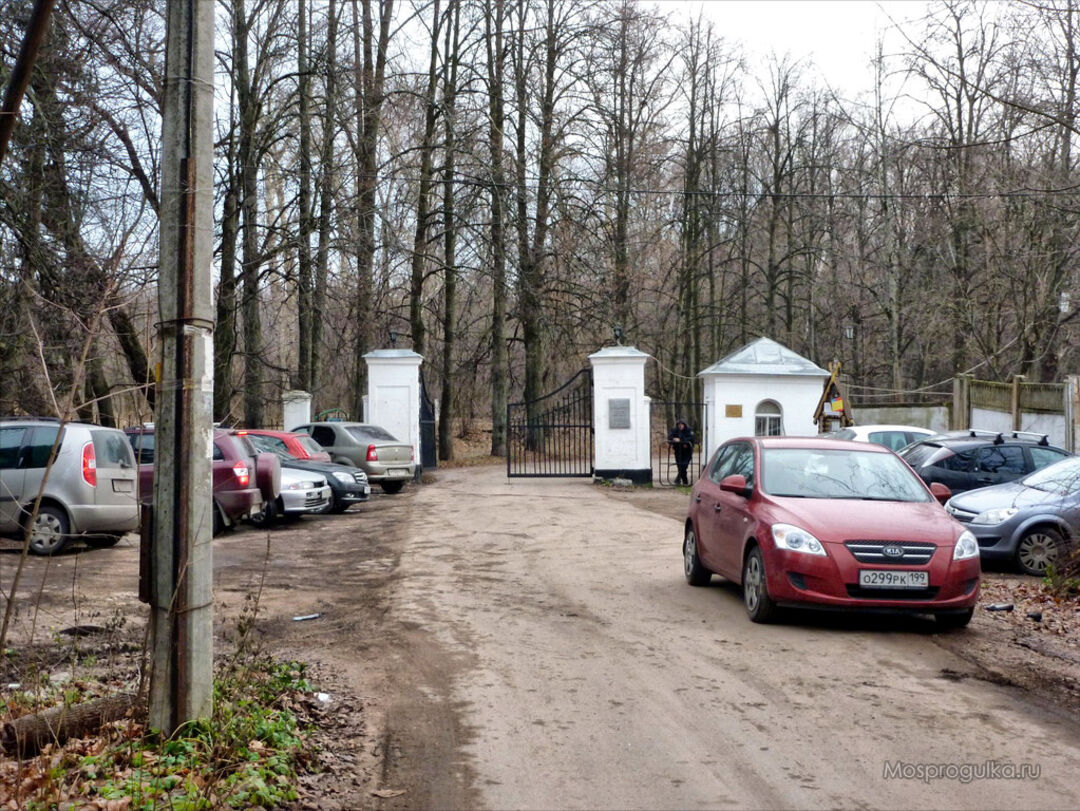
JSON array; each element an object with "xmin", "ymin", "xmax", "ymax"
[
  {"xmin": 362, "ymin": 485, "xmax": 370, "ymax": 495},
  {"xmin": 391, "ymin": 469, "xmax": 408, "ymax": 476},
  {"xmin": 859, "ymin": 570, "xmax": 929, "ymax": 589}
]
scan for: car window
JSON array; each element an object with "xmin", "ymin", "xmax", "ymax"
[
  {"xmin": 1024, "ymin": 456, "xmax": 1080, "ymax": 495},
  {"xmin": 898, "ymin": 442, "xmax": 939, "ymax": 467},
  {"xmin": 212, "ymin": 441, "xmax": 225, "ymax": 461},
  {"xmin": 976, "ymin": 446, "xmax": 1025, "ymax": 475},
  {"xmin": 25, "ymin": 426, "xmax": 62, "ymax": 469},
  {"xmin": 1030, "ymin": 446, "xmax": 1069, "ymax": 470},
  {"xmin": 867, "ymin": 431, "xmax": 908, "ymax": 451},
  {"xmin": 93, "ymin": 431, "xmax": 134, "ymax": 468},
  {"xmin": 297, "ymin": 436, "xmax": 324, "ymax": 455},
  {"xmin": 0, "ymin": 426, "xmax": 25, "ymax": 470},
  {"xmin": 763, "ymin": 448, "xmax": 930, "ymax": 501},
  {"xmin": 347, "ymin": 425, "xmax": 398, "ymax": 443},
  {"xmin": 127, "ymin": 432, "xmax": 155, "ymax": 464},
  {"xmin": 707, "ymin": 446, "xmax": 735, "ymax": 484},
  {"xmin": 937, "ymin": 450, "xmax": 976, "ymax": 472},
  {"xmin": 311, "ymin": 426, "xmax": 336, "ymax": 446},
  {"xmin": 719, "ymin": 442, "xmax": 754, "ymax": 486}
]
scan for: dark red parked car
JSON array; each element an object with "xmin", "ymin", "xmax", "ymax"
[
  {"xmin": 683, "ymin": 436, "xmax": 980, "ymax": 627},
  {"xmin": 126, "ymin": 426, "xmax": 280, "ymax": 535}
]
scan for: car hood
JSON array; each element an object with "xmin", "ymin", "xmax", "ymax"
[
  {"xmin": 768, "ymin": 497, "xmax": 961, "ymax": 544},
  {"xmin": 280, "ymin": 458, "xmax": 365, "ymax": 478},
  {"xmin": 949, "ymin": 481, "xmax": 1070, "ymax": 513}
]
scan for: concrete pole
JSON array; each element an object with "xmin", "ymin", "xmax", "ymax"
[{"xmin": 150, "ymin": 0, "xmax": 216, "ymax": 731}]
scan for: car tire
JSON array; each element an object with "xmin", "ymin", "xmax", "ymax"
[
  {"xmin": 27, "ymin": 505, "xmax": 70, "ymax": 556},
  {"xmin": 1016, "ymin": 527, "xmax": 1063, "ymax": 576},
  {"xmin": 212, "ymin": 503, "xmax": 224, "ymax": 537},
  {"xmin": 250, "ymin": 499, "xmax": 279, "ymax": 528},
  {"xmin": 85, "ymin": 535, "xmax": 122, "ymax": 549},
  {"xmin": 743, "ymin": 546, "xmax": 780, "ymax": 624},
  {"xmin": 381, "ymin": 481, "xmax": 404, "ymax": 495},
  {"xmin": 935, "ymin": 608, "xmax": 974, "ymax": 630},
  {"xmin": 683, "ymin": 526, "xmax": 711, "ymax": 586}
]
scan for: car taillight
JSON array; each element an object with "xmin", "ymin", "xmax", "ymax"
[
  {"xmin": 366, "ymin": 445, "xmax": 378, "ymax": 462},
  {"xmin": 82, "ymin": 442, "xmax": 97, "ymax": 487},
  {"xmin": 233, "ymin": 460, "xmax": 250, "ymax": 487}
]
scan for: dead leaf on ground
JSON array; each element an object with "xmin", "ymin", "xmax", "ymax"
[{"xmin": 372, "ymin": 787, "xmax": 406, "ymax": 798}]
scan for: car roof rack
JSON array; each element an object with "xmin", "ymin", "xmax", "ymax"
[
  {"xmin": 1009, "ymin": 430, "xmax": 1050, "ymax": 446},
  {"xmin": 966, "ymin": 429, "xmax": 1005, "ymax": 444}
]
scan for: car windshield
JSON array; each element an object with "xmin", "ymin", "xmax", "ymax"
[
  {"xmin": 246, "ymin": 434, "xmax": 292, "ymax": 460},
  {"xmin": 297, "ymin": 436, "xmax": 325, "ymax": 455},
  {"xmin": 762, "ymin": 448, "xmax": 931, "ymax": 502},
  {"xmin": 1023, "ymin": 456, "xmax": 1080, "ymax": 495},
  {"xmin": 897, "ymin": 442, "xmax": 942, "ymax": 468},
  {"xmin": 347, "ymin": 425, "xmax": 398, "ymax": 443}
]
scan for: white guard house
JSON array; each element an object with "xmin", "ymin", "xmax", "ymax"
[{"xmin": 699, "ymin": 337, "xmax": 830, "ymax": 460}]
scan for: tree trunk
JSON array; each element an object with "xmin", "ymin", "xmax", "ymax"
[
  {"xmin": 438, "ymin": 0, "xmax": 459, "ymax": 463},
  {"xmin": 297, "ymin": 0, "xmax": 314, "ymax": 390},
  {"xmin": 486, "ymin": 0, "xmax": 508, "ymax": 457}
]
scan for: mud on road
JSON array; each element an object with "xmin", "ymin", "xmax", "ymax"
[{"xmin": 4, "ymin": 463, "xmax": 1080, "ymax": 809}]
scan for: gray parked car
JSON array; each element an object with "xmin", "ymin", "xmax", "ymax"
[
  {"xmin": 945, "ymin": 455, "xmax": 1080, "ymax": 575},
  {"xmin": 0, "ymin": 418, "xmax": 139, "ymax": 555},
  {"xmin": 290, "ymin": 421, "xmax": 415, "ymax": 494}
]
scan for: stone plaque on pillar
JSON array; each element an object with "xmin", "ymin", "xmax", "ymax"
[
  {"xmin": 608, "ymin": 398, "xmax": 631, "ymax": 429},
  {"xmin": 588, "ymin": 346, "xmax": 651, "ymax": 483}
]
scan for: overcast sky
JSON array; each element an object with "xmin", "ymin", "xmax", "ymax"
[{"xmin": 654, "ymin": 0, "xmax": 932, "ymax": 97}]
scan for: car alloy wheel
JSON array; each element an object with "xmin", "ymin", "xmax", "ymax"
[
  {"xmin": 742, "ymin": 546, "xmax": 779, "ymax": 623},
  {"xmin": 1016, "ymin": 528, "xmax": 1062, "ymax": 576},
  {"xmin": 683, "ymin": 527, "xmax": 710, "ymax": 586}
]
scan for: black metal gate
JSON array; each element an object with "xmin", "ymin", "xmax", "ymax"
[
  {"xmin": 650, "ymin": 401, "xmax": 708, "ymax": 486},
  {"xmin": 507, "ymin": 368, "xmax": 593, "ymax": 477},
  {"xmin": 419, "ymin": 370, "xmax": 437, "ymax": 471}
]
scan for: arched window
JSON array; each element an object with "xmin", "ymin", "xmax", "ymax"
[{"xmin": 755, "ymin": 400, "xmax": 783, "ymax": 436}]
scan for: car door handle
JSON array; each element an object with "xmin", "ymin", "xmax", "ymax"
[
  {"xmin": 694, "ymin": 495, "xmax": 702, "ymax": 503},
  {"xmin": 713, "ymin": 504, "xmax": 723, "ymax": 512}
]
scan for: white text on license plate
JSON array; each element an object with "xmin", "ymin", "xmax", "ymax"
[{"xmin": 858, "ymin": 570, "xmax": 928, "ymax": 589}]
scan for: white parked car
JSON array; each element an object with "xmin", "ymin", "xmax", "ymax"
[
  {"xmin": 250, "ymin": 467, "xmax": 330, "ymax": 527},
  {"xmin": 825, "ymin": 424, "xmax": 934, "ymax": 452}
]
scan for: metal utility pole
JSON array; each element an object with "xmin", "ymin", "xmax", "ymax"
[{"xmin": 150, "ymin": 0, "xmax": 216, "ymax": 731}]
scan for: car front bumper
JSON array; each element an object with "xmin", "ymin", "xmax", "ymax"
[
  {"xmin": 764, "ymin": 544, "xmax": 981, "ymax": 612},
  {"xmin": 280, "ymin": 485, "xmax": 331, "ymax": 514}
]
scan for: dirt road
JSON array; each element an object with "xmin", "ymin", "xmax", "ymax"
[{"xmin": 6, "ymin": 463, "xmax": 1080, "ymax": 809}]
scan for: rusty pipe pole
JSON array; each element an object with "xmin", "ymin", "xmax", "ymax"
[{"xmin": 150, "ymin": 0, "xmax": 216, "ymax": 732}]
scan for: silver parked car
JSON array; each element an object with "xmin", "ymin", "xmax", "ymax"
[
  {"xmin": 290, "ymin": 421, "xmax": 416, "ymax": 494},
  {"xmin": 0, "ymin": 418, "xmax": 139, "ymax": 555},
  {"xmin": 250, "ymin": 467, "xmax": 331, "ymax": 527}
]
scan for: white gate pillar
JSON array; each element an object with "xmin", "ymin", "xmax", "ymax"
[
  {"xmin": 589, "ymin": 346, "xmax": 651, "ymax": 483},
  {"xmin": 281, "ymin": 390, "xmax": 312, "ymax": 430},
  {"xmin": 364, "ymin": 349, "xmax": 423, "ymax": 464}
]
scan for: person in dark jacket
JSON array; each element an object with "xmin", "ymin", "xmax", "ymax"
[{"xmin": 667, "ymin": 419, "xmax": 696, "ymax": 485}]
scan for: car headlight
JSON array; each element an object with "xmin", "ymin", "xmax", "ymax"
[
  {"xmin": 332, "ymin": 471, "xmax": 354, "ymax": 484},
  {"xmin": 771, "ymin": 523, "xmax": 826, "ymax": 556},
  {"xmin": 970, "ymin": 507, "xmax": 1018, "ymax": 526},
  {"xmin": 953, "ymin": 530, "xmax": 980, "ymax": 560},
  {"xmin": 286, "ymin": 480, "xmax": 320, "ymax": 491}
]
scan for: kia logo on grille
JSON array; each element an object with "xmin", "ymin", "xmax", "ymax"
[{"xmin": 882, "ymin": 544, "xmax": 905, "ymax": 559}]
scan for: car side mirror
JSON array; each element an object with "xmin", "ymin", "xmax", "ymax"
[
  {"xmin": 720, "ymin": 474, "xmax": 751, "ymax": 497},
  {"xmin": 929, "ymin": 482, "xmax": 951, "ymax": 504}
]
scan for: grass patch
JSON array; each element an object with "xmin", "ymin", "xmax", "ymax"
[{"xmin": 1, "ymin": 658, "xmax": 318, "ymax": 809}]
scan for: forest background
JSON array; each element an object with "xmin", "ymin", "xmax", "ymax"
[{"xmin": 1, "ymin": 0, "xmax": 1078, "ymax": 459}]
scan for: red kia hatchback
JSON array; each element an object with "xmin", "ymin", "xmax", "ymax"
[{"xmin": 684, "ymin": 437, "xmax": 980, "ymax": 627}]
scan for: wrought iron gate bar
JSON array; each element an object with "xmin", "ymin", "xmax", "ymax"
[{"xmin": 507, "ymin": 368, "xmax": 594, "ymax": 478}]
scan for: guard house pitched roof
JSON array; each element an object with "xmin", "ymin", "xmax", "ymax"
[{"xmin": 698, "ymin": 337, "xmax": 829, "ymax": 377}]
